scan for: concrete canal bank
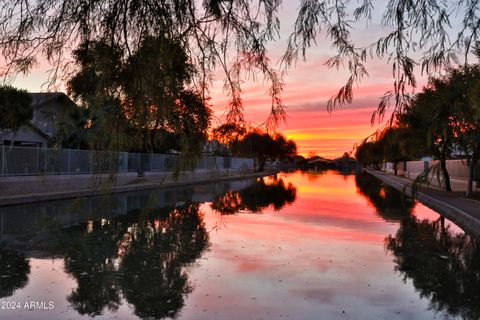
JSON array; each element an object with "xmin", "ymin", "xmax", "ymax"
[
  {"xmin": 365, "ymin": 168, "xmax": 480, "ymax": 236},
  {"xmin": 0, "ymin": 169, "xmax": 277, "ymax": 206}
]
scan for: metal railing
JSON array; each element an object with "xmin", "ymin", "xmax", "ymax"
[{"xmin": 0, "ymin": 145, "xmax": 254, "ymax": 176}]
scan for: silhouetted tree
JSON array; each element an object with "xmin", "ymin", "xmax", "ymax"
[
  {"xmin": 0, "ymin": 85, "xmax": 32, "ymax": 132},
  {"xmin": 211, "ymin": 123, "xmax": 246, "ymax": 147},
  {"xmin": 446, "ymin": 59, "xmax": 480, "ymax": 197},
  {"xmin": 378, "ymin": 128, "xmax": 408, "ymax": 175},
  {"xmin": 234, "ymin": 131, "xmax": 297, "ymax": 171},
  {"xmin": 398, "ymin": 80, "xmax": 458, "ymax": 191},
  {"xmin": 66, "ymin": 37, "xmax": 211, "ymax": 154},
  {"xmin": 397, "ymin": 51, "xmax": 480, "ymax": 196},
  {"xmin": 355, "ymin": 141, "xmax": 383, "ymax": 170}
]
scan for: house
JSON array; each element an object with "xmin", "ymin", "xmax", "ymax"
[
  {"xmin": 0, "ymin": 92, "xmax": 77, "ymax": 148},
  {"xmin": 203, "ymin": 140, "xmax": 228, "ymax": 155},
  {"xmin": 307, "ymin": 156, "xmax": 335, "ymax": 169}
]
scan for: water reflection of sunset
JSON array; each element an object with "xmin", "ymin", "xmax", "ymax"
[
  {"xmin": 0, "ymin": 170, "xmax": 476, "ymax": 320},
  {"xmin": 176, "ymin": 170, "xmax": 475, "ymax": 320}
]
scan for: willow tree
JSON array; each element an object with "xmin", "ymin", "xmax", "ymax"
[
  {"xmin": 377, "ymin": 127, "xmax": 409, "ymax": 176},
  {"xmin": 398, "ymin": 83, "xmax": 457, "ymax": 192},
  {"xmin": 398, "ymin": 60, "xmax": 480, "ymax": 196},
  {"xmin": 355, "ymin": 140, "xmax": 383, "ymax": 170},
  {"xmin": 211, "ymin": 123, "xmax": 246, "ymax": 146},
  {"xmin": 233, "ymin": 131, "xmax": 297, "ymax": 171},
  {"xmin": 465, "ymin": 78, "xmax": 480, "ymax": 197},
  {"xmin": 450, "ymin": 62, "xmax": 480, "ymax": 197},
  {"xmin": 2, "ymin": 1, "xmax": 480, "ymax": 128},
  {"xmin": 0, "ymin": 85, "xmax": 32, "ymax": 132},
  {"xmin": 66, "ymin": 36, "xmax": 211, "ymax": 154}
]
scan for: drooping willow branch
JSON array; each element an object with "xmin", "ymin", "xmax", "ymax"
[
  {"xmin": 1, "ymin": 0, "xmax": 480, "ymax": 125},
  {"xmin": 0, "ymin": 0, "xmax": 284, "ymax": 125},
  {"xmin": 285, "ymin": 0, "xmax": 480, "ymax": 122}
]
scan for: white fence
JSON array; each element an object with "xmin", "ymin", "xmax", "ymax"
[
  {"xmin": 386, "ymin": 159, "xmax": 471, "ymax": 180},
  {"xmin": 0, "ymin": 145, "xmax": 254, "ymax": 176},
  {"xmin": 383, "ymin": 159, "xmax": 479, "ymax": 192}
]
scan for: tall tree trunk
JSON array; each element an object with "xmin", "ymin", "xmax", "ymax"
[
  {"xmin": 467, "ymin": 140, "xmax": 480, "ymax": 198},
  {"xmin": 440, "ymin": 156, "xmax": 452, "ymax": 192},
  {"xmin": 258, "ymin": 158, "xmax": 266, "ymax": 172},
  {"xmin": 393, "ymin": 161, "xmax": 398, "ymax": 176}
]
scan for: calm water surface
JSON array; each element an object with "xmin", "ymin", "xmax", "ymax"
[{"xmin": 0, "ymin": 170, "xmax": 479, "ymax": 320}]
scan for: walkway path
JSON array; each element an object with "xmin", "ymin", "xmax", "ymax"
[{"xmin": 365, "ymin": 168, "xmax": 480, "ymax": 236}]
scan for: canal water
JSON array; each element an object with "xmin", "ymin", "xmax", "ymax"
[{"xmin": 0, "ymin": 170, "xmax": 478, "ymax": 320}]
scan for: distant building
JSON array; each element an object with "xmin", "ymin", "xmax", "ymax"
[
  {"xmin": 307, "ymin": 156, "xmax": 335, "ymax": 169},
  {"xmin": 0, "ymin": 92, "xmax": 77, "ymax": 148},
  {"xmin": 203, "ymin": 140, "xmax": 228, "ymax": 155}
]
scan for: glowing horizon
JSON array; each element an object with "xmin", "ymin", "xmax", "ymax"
[
  {"xmin": 5, "ymin": 2, "xmax": 430, "ymax": 160},
  {"xmin": 5, "ymin": 59, "xmax": 408, "ymax": 160}
]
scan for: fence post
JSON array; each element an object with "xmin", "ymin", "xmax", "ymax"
[
  {"xmin": 0, "ymin": 211, "xmax": 3, "ymax": 241},
  {"xmin": 67, "ymin": 149, "xmax": 72, "ymax": 174},
  {"xmin": 90, "ymin": 151, "xmax": 94, "ymax": 174},
  {"xmin": 44, "ymin": 148, "xmax": 48, "ymax": 174},
  {"xmin": 138, "ymin": 154, "xmax": 141, "ymax": 173},
  {"xmin": 122, "ymin": 152, "xmax": 127, "ymax": 172},
  {"xmin": 0, "ymin": 145, "xmax": 3, "ymax": 176}
]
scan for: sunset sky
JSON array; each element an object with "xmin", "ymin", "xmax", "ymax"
[{"xmin": 8, "ymin": 2, "xmax": 431, "ymax": 159}]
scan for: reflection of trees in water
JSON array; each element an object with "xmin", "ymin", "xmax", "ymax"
[
  {"xmin": 211, "ymin": 177, "xmax": 297, "ymax": 214},
  {"xmin": 386, "ymin": 217, "xmax": 480, "ymax": 320},
  {"xmin": 119, "ymin": 204, "xmax": 208, "ymax": 319},
  {"xmin": 355, "ymin": 173, "xmax": 414, "ymax": 222},
  {"xmin": 58, "ymin": 203, "xmax": 209, "ymax": 318},
  {"xmin": 299, "ymin": 169, "xmax": 328, "ymax": 182},
  {"xmin": 0, "ymin": 245, "xmax": 30, "ymax": 298},
  {"xmin": 62, "ymin": 220, "xmax": 124, "ymax": 316},
  {"xmin": 356, "ymin": 173, "xmax": 480, "ymax": 319}
]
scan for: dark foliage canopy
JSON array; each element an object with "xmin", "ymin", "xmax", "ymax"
[
  {"xmin": 233, "ymin": 131, "xmax": 297, "ymax": 170},
  {"xmin": 64, "ymin": 36, "xmax": 211, "ymax": 153},
  {"xmin": 2, "ymin": 1, "xmax": 480, "ymax": 125},
  {"xmin": 0, "ymin": 85, "xmax": 32, "ymax": 131}
]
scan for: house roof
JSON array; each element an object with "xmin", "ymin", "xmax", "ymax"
[
  {"xmin": 29, "ymin": 92, "xmax": 76, "ymax": 109},
  {"xmin": 308, "ymin": 156, "xmax": 333, "ymax": 164}
]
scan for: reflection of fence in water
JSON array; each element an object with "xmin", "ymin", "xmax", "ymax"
[{"xmin": 0, "ymin": 145, "xmax": 254, "ymax": 176}]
